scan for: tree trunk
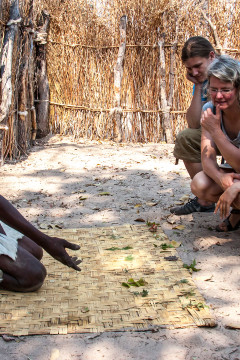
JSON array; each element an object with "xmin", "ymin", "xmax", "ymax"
[
  {"xmin": 35, "ymin": 10, "xmax": 50, "ymax": 138},
  {"xmin": 158, "ymin": 26, "xmax": 174, "ymax": 144},
  {"xmin": 112, "ymin": 15, "xmax": 127, "ymax": 142},
  {"xmin": 0, "ymin": 0, "xmax": 21, "ymax": 165},
  {"xmin": 168, "ymin": 17, "xmax": 179, "ymax": 142},
  {"xmin": 168, "ymin": 17, "xmax": 179, "ymax": 108},
  {"xmin": 18, "ymin": 26, "xmax": 29, "ymax": 153},
  {"xmin": 28, "ymin": 0, "xmax": 37, "ymax": 145}
]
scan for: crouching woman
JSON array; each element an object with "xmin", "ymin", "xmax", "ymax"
[{"xmin": 191, "ymin": 55, "xmax": 240, "ymax": 231}]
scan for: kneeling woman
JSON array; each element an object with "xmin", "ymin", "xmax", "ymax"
[
  {"xmin": 191, "ymin": 55, "xmax": 240, "ymax": 231},
  {"xmin": 0, "ymin": 195, "xmax": 81, "ymax": 292}
]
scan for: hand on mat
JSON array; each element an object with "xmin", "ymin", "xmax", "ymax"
[{"xmin": 44, "ymin": 237, "xmax": 82, "ymax": 271}]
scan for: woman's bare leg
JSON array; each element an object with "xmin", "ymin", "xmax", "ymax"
[{"xmin": 191, "ymin": 171, "xmax": 223, "ymax": 203}]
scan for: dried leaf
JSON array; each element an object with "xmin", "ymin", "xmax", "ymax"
[
  {"xmin": 122, "ymin": 246, "xmax": 133, "ymax": 250},
  {"xmin": 134, "ymin": 218, "xmax": 145, "ymax": 222},
  {"xmin": 136, "ymin": 278, "xmax": 148, "ymax": 286},
  {"xmin": 180, "ymin": 290, "xmax": 196, "ymax": 298},
  {"xmin": 148, "ymin": 224, "xmax": 158, "ymax": 232},
  {"xmin": 39, "ymin": 223, "xmax": 48, "ymax": 230},
  {"xmin": 81, "ymin": 307, "xmax": 90, "ymax": 313},
  {"xmin": 133, "ymin": 289, "xmax": 149, "ymax": 297},
  {"xmin": 173, "ymin": 225, "xmax": 185, "ymax": 230},
  {"xmin": 179, "ymin": 194, "xmax": 190, "ymax": 203},
  {"xmin": 122, "ymin": 282, "xmax": 131, "ymax": 288},
  {"xmin": 105, "ymin": 247, "xmax": 120, "ymax": 251},
  {"xmin": 146, "ymin": 202, "xmax": 158, "ymax": 207},
  {"xmin": 183, "ymin": 259, "xmax": 201, "ymax": 272},
  {"xmin": 164, "ymin": 256, "xmax": 179, "ymax": 261},
  {"xmin": 105, "ymin": 246, "xmax": 133, "ymax": 251},
  {"xmin": 171, "ymin": 240, "xmax": 181, "ymax": 248},
  {"xmin": 99, "ymin": 192, "xmax": 111, "ymax": 196},
  {"xmin": 225, "ymin": 321, "xmax": 240, "ymax": 329},
  {"xmin": 175, "ymin": 279, "xmax": 189, "ymax": 285},
  {"xmin": 161, "ymin": 243, "xmax": 174, "ymax": 250},
  {"xmin": 2, "ymin": 334, "xmax": 16, "ymax": 342},
  {"xmin": 128, "ymin": 278, "xmax": 139, "ymax": 286},
  {"xmin": 122, "ymin": 278, "xmax": 147, "ymax": 288},
  {"xmin": 166, "ymin": 217, "xmax": 176, "ymax": 225},
  {"xmin": 125, "ymin": 255, "xmax": 134, "ymax": 261},
  {"xmin": 134, "ymin": 204, "xmax": 142, "ymax": 208},
  {"xmin": 79, "ymin": 196, "xmax": 88, "ymax": 201}
]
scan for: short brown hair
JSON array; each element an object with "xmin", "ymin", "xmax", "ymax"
[{"xmin": 182, "ymin": 36, "xmax": 215, "ymax": 63}]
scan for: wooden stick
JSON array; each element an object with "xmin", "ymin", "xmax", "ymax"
[
  {"xmin": 201, "ymin": 10, "xmax": 222, "ymax": 54},
  {"xmin": 158, "ymin": 14, "xmax": 174, "ymax": 144},
  {"xmin": 49, "ymin": 101, "xmax": 187, "ymax": 114},
  {"xmin": 112, "ymin": 15, "xmax": 127, "ymax": 142},
  {"xmin": 35, "ymin": 10, "xmax": 50, "ymax": 138}
]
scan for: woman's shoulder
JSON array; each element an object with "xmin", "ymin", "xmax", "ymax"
[{"xmin": 202, "ymin": 101, "xmax": 214, "ymax": 112}]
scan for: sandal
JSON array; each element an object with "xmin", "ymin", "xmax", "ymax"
[{"xmin": 216, "ymin": 209, "xmax": 240, "ymax": 232}]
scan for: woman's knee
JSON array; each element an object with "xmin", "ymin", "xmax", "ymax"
[
  {"xmin": 0, "ymin": 246, "xmax": 47, "ymax": 292},
  {"xmin": 191, "ymin": 172, "xmax": 209, "ymax": 197},
  {"xmin": 17, "ymin": 261, "xmax": 47, "ymax": 292}
]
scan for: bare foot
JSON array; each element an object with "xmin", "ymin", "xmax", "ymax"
[{"xmin": 217, "ymin": 212, "xmax": 240, "ymax": 232}]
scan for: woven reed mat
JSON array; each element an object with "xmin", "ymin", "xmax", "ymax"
[{"xmin": 0, "ymin": 224, "xmax": 216, "ymax": 336}]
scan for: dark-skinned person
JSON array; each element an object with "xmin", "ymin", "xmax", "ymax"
[{"xmin": 0, "ymin": 195, "xmax": 81, "ymax": 292}]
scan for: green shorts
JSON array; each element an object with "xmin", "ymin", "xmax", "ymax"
[{"xmin": 173, "ymin": 128, "xmax": 202, "ymax": 163}]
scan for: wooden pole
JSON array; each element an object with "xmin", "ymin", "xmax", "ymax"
[
  {"xmin": 28, "ymin": 0, "xmax": 37, "ymax": 145},
  {"xmin": 18, "ymin": 23, "xmax": 29, "ymax": 153},
  {"xmin": 35, "ymin": 10, "xmax": 50, "ymax": 138},
  {"xmin": 168, "ymin": 17, "xmax": 179, "ymax": 108},
  {"xmin": 112, "ymin": 15, "xmax": 127, "ymax": 142},
  {"xmin": 201, "ymin": 10, "xmax": 223, "ymax": 54},
  {"xmin": 158, "ymin": 21, "xmax": 174, "ymax": 144},
  {"xmin": 0, "ymin": 0, "xmax": 21, "ymax": 165}
]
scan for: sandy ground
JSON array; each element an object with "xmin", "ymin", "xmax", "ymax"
[{"xmin": 0, "ymin": 134, "xmax": 240, "ymax": 360}]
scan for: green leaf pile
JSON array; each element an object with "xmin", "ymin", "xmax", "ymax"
[
  {"xmin": 161, "ymin": 243, "xmax": 174, "ymax": 250},
  {"xmin": 105, "ymin": 245, "xmax": 133, "ymax": 251},
  {"xmin": 183, "ymin": 259, "xmax": 201, "ymax": 272},
  {"xmin": 133, "ymin": 289, "xmax": 149, "ymax": 297},
  {"xmin": 122, "ymin": 278, "xmax": 147, "ymax": 288},
  {"xmin": 124, "ymin": 255, "xmax": 134, "ymax": 261}
]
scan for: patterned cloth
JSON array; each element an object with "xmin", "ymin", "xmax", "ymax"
[{"xmin": 0, "ymin": 221, "xmax": 23, "ymax": 282}]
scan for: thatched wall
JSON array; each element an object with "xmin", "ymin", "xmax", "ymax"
[
  {"xmin": 38, "ymin": 0, "xmax": 240, "ymax": 141},
  {"xmin": 1, "ymin": 0, "xmax": 240, "ymax": 160}
]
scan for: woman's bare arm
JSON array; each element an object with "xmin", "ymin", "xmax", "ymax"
[{"xmin": 0, "ymin": 195, "xmax": 81, "ymax": 271}]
